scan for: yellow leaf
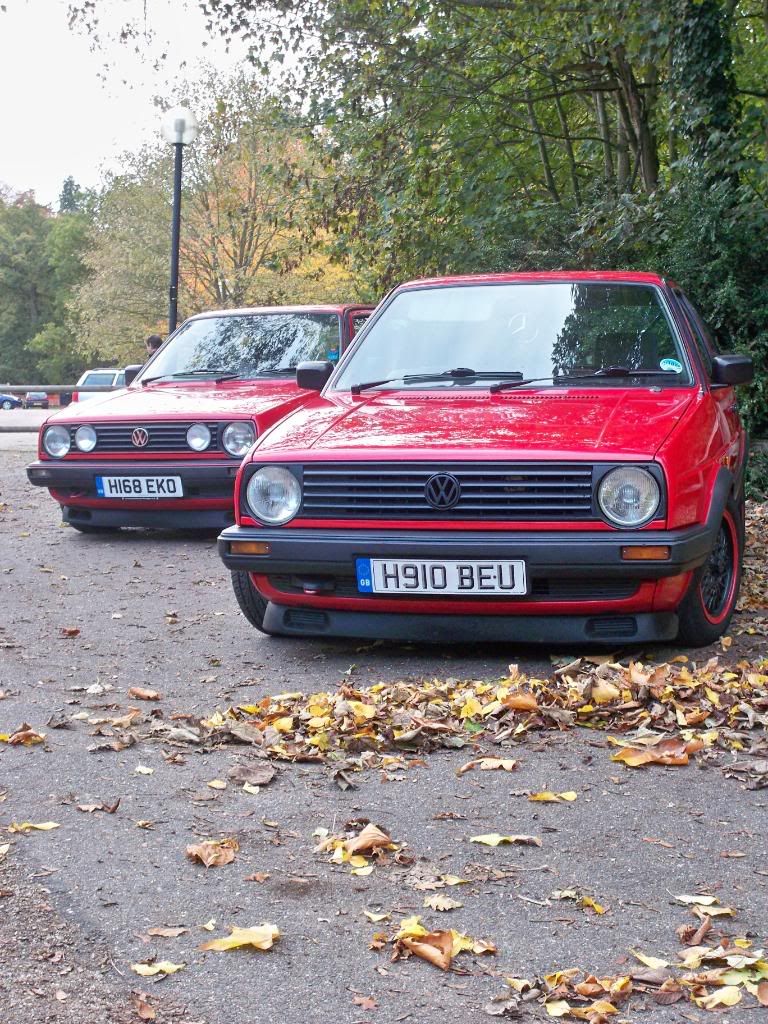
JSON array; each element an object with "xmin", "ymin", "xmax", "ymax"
[
  {"xmin": 580, "ymin": 895, "xmax": 607, "ymax": 915},
  {"xmin": 693, "ymin": 905, "xmax": 735, "ymax": 918},
  {"xmin": 529, "ymin": 791, "xmax": 577, "ymax": 803},
  {"xmin": 351, "ymin": 864, "xmax": 375, "ymax": 876},
  {"xmin": 201, "ymin": 924, "xmax": 279, "ymax": 952},
  {"xmin": 134, "ymin": 765, "xmax": 154, "ymax": 775},
  {"xmin": 694, "ymin": 986, "xmax": 742, "ymax": 1009},
  {"xmin": 207, "ymin": 779, "xmax": 227, "ymax": 790},
  {"xmin": 459, "ymin": 696, "xmax": 483, "ymax": 719},
  {"xmin": 470, "ymin": 833, "xmax": 541, "ymax": 847},
  {"xmin": 591, "ymin": 680, "xmax": 621, "ymax": 703},
  {"xmin": 242, "ymin": 782, "xmax": 260, "ymax": 795},
  {"xmin": 130, "ymin": 961, "xmax": 185, "ymax": 976},
  {"xmin": 396, "ymin": 916, "xmax": 428, "ymax": 939},
  {"xmin": 8, "ymin": 821, "xmax": 59, "ymax": 833},
  {"xmin": 200, "ymin": 919, "xmax": 216, "ymax": 931},
  {"xmin": 676, "ymin": 893, "xmax": 717, "ymax": 905},
  {"xmin": 631, "ymin": 950, "xmax": 670, "ymax": 969},
  {"xmin": 363, "ymin": 910, "xmax": 390, "ymax": 923},
  {"xmin": 0, "ymin": 843, "xmax": 9, "ymax": 860},
  {"xmin": 347, "ymin": 700, "xmax": 376, "ymax": 722},
  {"xmin": 545, "ymin": 1000, "xmax": 571, "ymax": 1017}
]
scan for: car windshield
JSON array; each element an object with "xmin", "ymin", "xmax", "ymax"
[
  {"xmin": 137, "ymin": 312, "xmax": 342, "ymax": 383},
  {"xmin": 333, "ymin": 282, "xmax": 693, "ymax": 391},
  {"xmin": 84, "ymin": 373, "xmax": 118, "ymax": 386}
]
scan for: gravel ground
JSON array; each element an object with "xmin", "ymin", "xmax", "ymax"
[{"xmin": 1, "ymin": 448, "xmax": 767, "ymax": 1024}]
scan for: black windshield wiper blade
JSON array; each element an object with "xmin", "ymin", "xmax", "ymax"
[
  {"xmin": 142, "ymin": 368, "xmax": 241, "ymax": 385},
  {"xmin": 489, "ymin": 367, "xmax": 677, "ymax": 394},
  {"xmin": 350, "ymin": 368, "xmax": 524, "ymax": 395}
]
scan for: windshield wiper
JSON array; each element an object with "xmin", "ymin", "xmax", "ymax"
[
  {"xmin": 350, "ymin": 368, "xmax": 524, "ymax": 395},
  {"xmin": 489, "ymin": 367, "xmax": 678, "ymax": 394},
  {"xmin": 142, "ymin": 368, "xmax": 241, "ymax": 385}
]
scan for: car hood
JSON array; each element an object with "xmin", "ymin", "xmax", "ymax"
[
  {"xmin": 47, "ymin": 380, "xmax": 308, "ymax": 423},
  {"xmin": 254, "ymin": 389, "xmax": 695, "ymax": 460}
]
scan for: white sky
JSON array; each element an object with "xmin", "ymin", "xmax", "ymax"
[{"xmin": 0, "ymin": 0, "xmax": 252, "ymax": 207}]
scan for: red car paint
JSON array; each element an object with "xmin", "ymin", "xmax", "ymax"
[
  {"xmin": 27, "ymin": 304, "xmax": 373, "ymax": 532},
  {"xmin": 218, "ymin": 273, "xmax": 752, "ymax": 645}
]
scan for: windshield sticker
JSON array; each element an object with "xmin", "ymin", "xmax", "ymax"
[{"xmin": 659, "ymin": 358, "xmax": 683, "ymax": 374}]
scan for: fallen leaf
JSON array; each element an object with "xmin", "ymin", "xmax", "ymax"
[
  {"xmin": 207, "ymin": 779, "xmax": 227, "ymax": 790},
  {"xmin": 6, "ymin": 724, "xmax": 45, "ymax": 746},
  {"xmin": 694, "ymin": 985, "xmax": 742, "ymax": 1009},
  {"xmin": 134, "ymin": 765, "xmax": 154, "ymax": 775},
  {"xmin": 59, "ymin": 627, "xmax": 80, "ymax": 638},
  {"xmin": 528, "ymin": 790, "xmax": 577, "ymax": 803},
  {"xmin": 423, "ymin": 893, "xmax": 463, "ymax": 912},
  {"xmin": 242, "ymin": 783, "xmax": 260, "ymax": 795},
  {"xmin": 131, "ymin": 993, "xmax": 156, "ymax": 1020},
  {"xmin": 146, "ymin": 926, "xmax": 188, "ymax": 938},
  {"xmin": 186, "ymin": 838, "xmax": 238, "ymax": 868},
  {"xmin": 631, "ymin": 950, "xmax": 670, "ymax": 969},
  {"xmin": 470, "ymin": 833, "xmax": 542, "ymax": 847},
  {"xmin": 353, "ymin": 995, "xmax": 377, "ymax": 1011},
  {"xmin": 544, "ymin": 1001, "xmax": 571, "ymax": 1017},
  {"xmin": 8, "ymin": 821, "xmax": 59, "ymax": 833},
  {"xmin": 244, "ymin": 872, "xmax": 270, "ymax": 883},
  {"xmin": 344, "ymin": 823, "xmax": 393, "ymax": 855},
  {"xmin": 128, "ymin": 687, "xmax": 161, "ymax": 701},
  {"xmin": 363, "ymin": 910, "xmax": 391, "ymax": 922},
  {"xmin": 227, "ymin": 762, "xmax": 275, "ymax": 787},
  {"xmin": 130, "ymin": 961, "xmax": 185, "ymax": 977},
  {"xmin": 200, "ymin": 923, "xmax": 279, "ymax": 952},
  {"xmin": 457, "ymin": 757, "xmax": 519, "ymax": 775}
]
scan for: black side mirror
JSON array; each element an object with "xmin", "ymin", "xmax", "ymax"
[
  {"xmin": 711, "ymin": 353, "xmax": 754, "ymax": 387},
  {"xmin": 124, "ymin": 364, "xmax": 143, "ymax": 386},
  {"xmin": 297, "ymin": 360, "xmax": 334, "ymax": 392}
]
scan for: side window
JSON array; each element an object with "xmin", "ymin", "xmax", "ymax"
[
  {"xmin": 352, "ymin": 313, "xmax": 370, "ymax": 337},
  {"xmin": 674, "ymin": 290, "xmax": 713, "ymax": 377}
]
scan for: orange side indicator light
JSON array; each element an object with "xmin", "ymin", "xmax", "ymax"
[
  {"xmin": 621, "ymin": 545, "xmax": 671, "ymax": 561},
  {"xmin": 231, "ymin": 541, "xmax": 271, "ymax": 555}
]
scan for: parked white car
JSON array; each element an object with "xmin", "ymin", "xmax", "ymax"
[{"xmin": 72, "ymin": 368, "xmax": 125, "ymax": 402}]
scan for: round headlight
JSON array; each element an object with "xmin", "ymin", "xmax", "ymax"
[
  {"xmin": 186, "ymin": 423, "xmax": 211, "ymax": 452},
  {"xmin": 222, "ymin": 421, "xmax": 256, "ymax": 457},
  {"xmin": 74, "ymin": 425, "xmax": 97, "ymax": 452},
  {"xmin": 598, "ymin": 467, "xmax": 660, "ymax": 527},
  {"xmin": 43, "ymin": 425, "xmax": 71, "ymax": 458},
  {"xmin": 246, "ymin": 466, "xmax": 302, "ymax": 525}
]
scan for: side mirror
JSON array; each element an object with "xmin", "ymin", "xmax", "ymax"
[
  {"xmin": 124, "ymin": 364, "xmax": 143, "ymax": 386},
  {"xmin": 297, "ymin": 360, "xmax": 334, "ymax": 392},
  {"xmin": 711, "ymin": 353, "xmax": 753, "ymax": 387}
]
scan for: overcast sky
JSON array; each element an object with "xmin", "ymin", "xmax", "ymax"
[{"xmin": 0, "ymin": 0, "xmax": 251, "ymax": 207}]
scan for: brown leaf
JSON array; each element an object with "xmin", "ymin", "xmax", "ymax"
[
  {"xmin": 344, "ymin": 823, "xmax": 393, "ymax": 855},
  {"xmin": 131, "ymin": 993, "xmax": 156, "ymax": 1021},
  {"xmin": 244, "ymin": 872, "xmax": 270, "ymax": 883},
  {"xmin": 502, "ymin": 692, "xmax": 538, "ymax": 712},
  {"xmin": 757, "ymin": 981, "xmax": 768, "ymax": 1007},
  {"xmin": 400, "ymin": 930, "xmax": 454, "ymax": 971},
  {"xmin": 7, "ymin": 724, "xmax": 45, "ymax": 746},
  {"xmin": 76, "ymin": 798, "xmax": 120, "ymax": 814},
  {"xmin": 59, "ymin": 627, "xmax": 80, "ymax": 638},
  {"xmin": 227, "ymin": 762, "xmax": 276, "ymax": 787},
  {"xmin": 352, "ymin": 995, "xmax": 377, "ymax": 1010},
  {"xmin": 185, "ymin": 838, "xmax": 238, "ymax": 868},
  {"xmin": 128, "ymin": 687, "xmax": 161, "ymax": 702},
  {"xmin": 146, "ymin": 926, "xmax": 188, "ymax": 938},
  {"xmin": 227, "ymin": 721, "xmax": 264, "ymax": 745}
]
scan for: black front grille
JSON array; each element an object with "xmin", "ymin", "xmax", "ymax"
[
  {"xmin": 301, "ymin": 462, "xmax": 595, "ymax": 520},
  {"xmin": 267, "ymin": 575, "xmax": 639, "ymax": 602},
  {"xmin": 70, "ymin": 422, "xmax": 221, "ymax": 453}
]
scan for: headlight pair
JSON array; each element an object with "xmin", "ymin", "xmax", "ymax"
[
  {"xmin": 44, "ymin": 425, "xmax": 98, "ymax": 456},
  {"xmin": 188, "ymin": 421, "xmax": 256, "ymax": 456}
]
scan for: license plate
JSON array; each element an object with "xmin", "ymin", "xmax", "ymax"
[
  {"xmin": 356, "ymin": 558, "xmax": 527, "ymax": 595},
  {"xmin": 95, "ymin": 475, "xmax": 184, "ymax": 499}
]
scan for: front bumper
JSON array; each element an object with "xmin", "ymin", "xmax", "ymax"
[
  {"xmin": 27, "ymin": 458, "xmax": 240, "ymax": 529},
  {"xmin": 217, "ymin": 522, "xmax": 716, "ymax": 643}
]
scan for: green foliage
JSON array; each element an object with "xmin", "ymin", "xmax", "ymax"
[{"xmin": 746, "ymin": 447, "xmax": 768, "ymax": 500}]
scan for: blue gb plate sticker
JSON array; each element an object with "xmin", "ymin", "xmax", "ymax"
[
  {"xmin": 356, "ymin": 557, "xmax": 373, "ymax": 592},
  {"xmin": 659, "ymin": 358, "xmax": 683, "ymax": 373}
]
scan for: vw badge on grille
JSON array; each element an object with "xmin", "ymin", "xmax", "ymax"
[
  {"xmin": 131, "ymin": 427, "xmax": 150, "ymax": 448},
  {"xmin": 424, "ymin": 472, "xmax": 461, "ymax": 510}
]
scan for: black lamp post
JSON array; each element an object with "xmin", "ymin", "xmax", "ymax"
[{"xmin": 161, "ymin": 105, "xmax": 198, "ymax": 336}]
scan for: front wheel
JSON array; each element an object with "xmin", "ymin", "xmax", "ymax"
[
  {"xmin": 677, "ymin": 499, "xmax": 742, "ymax": 646},
  {"xmin": 231, "ymin": 571, "xmax": 272, "ymax": 634},
  {"xmin": 1, "ymin": 400, "xmax": 12, "ymax": 410}
]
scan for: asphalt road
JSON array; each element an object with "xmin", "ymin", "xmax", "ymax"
[{"xmin": 1, "ymin": 443, "xmax": 766, "ymax": 1024}]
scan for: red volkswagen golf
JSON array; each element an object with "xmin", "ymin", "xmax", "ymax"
[
  {"xmin": 217, "ymin": 273, "xmax": 753, "ymax": 646},
  {"xmin": 27, "ymin": 304, "xmax": 372, "ymax": 532}
]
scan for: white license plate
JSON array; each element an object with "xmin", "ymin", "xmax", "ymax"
[
  {"xmin": 356, "ymin": 557, "xmax": 527, "ymax": 595},
  {"xmin": 95, "ymin": 475, "xmax": 183, "ymax": 499}
]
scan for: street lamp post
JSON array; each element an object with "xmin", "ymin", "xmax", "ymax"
[{"xmin": 161, "ymin": 105, "xmax": 199, "ymax": 336}]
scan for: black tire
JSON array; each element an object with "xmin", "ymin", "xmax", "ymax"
[
  {"xmin": 677, "ymin": 496, "xmax": 743, "ymax": 646},
  {"xmin": 231, "ymin": 571, "xmax": 273, "ymax": 634},
  {"xmin": 67, "ymin": 522, "xmax": 119, "ymax": 535},
  {"xmin": 1, "ymin": 400, "xmax": 12, "ymax": 410}
]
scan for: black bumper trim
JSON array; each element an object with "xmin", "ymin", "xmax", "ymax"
[
  {"xmin": 27, "ymin": 459, "xmax": 240, "ymax": 490},
  {"xmin": 261, "ymin": 603, "xmax": 679, "ymax": 644},
  {"xmin": 217, "ymin": 523, "xmax": 715, "ymax": 579},
  {"xmin": 63, "ymin": 505, "xmax": 234, "ymax": 530}
]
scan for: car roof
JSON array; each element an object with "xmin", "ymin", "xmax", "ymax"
[
  {"xmin": 186, "ymin": 304, "xmax": 373, "ymax": 321},
  {"xmin": 396, "ymin": 270, "xmax": 668, "ymax": 289}
]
